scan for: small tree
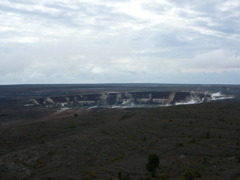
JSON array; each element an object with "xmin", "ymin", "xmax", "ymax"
[
  {"xmin": 74, "ymin": 113, "xmax": 78, "ymax": 117},
  {"xmin": 146, "ymin": 154, "xmax": 159, "ymax": 177}
]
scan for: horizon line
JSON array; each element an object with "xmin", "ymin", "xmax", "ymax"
[{"xmin": 0, "ymin": 82, "xmax": 240, "ymax": 86}]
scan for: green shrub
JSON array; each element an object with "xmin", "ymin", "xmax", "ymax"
[
  {"xmin": 83, "ymin": 171, "xmax": 97, "ymax": 179},
  {"xmin": 74, "ymin": 113, "xmax": 78, "ymax": 117},
  {"xmin": 237, "ymin": 152, "xmax": 240, "ymax": 163},
  {"xmin": 176, "ymin": 143, "xmax": 184, "ymax": 148},
  {"xmin": 183, "ymin": 166, "xmax": 202, "ymax": 180},
  {"xmin": 206, "ymin": 132, "xmax": 211, "ymax": 138},
  {"xmin": 146, "ymin": 154, "xmax": 159, "ymax": 177},
  {"xmin": 189, "ymin": 138, "xmax": 196, "ymax": 144},
  {"xmin": 183, "ymin": 170, "xmax": 194, "ymax": 180},
  {"xmin": 159, "ymin": 171, "xmax": 170, "ymax": 180},
  {"xmin": 118, "ymin": 171, "xmax": 130, "ymax": 180}
]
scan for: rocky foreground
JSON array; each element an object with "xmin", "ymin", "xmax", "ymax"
[{"xmin": 0, "ymin": 101, "xmax": 240, "ymax": 180}]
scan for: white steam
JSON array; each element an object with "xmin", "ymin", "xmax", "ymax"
[{"xmin": 211, "ymin": 92, "xmax": 234, "ymax": 100}]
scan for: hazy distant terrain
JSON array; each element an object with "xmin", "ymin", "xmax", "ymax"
[{"xmin": 1, "ymin": 84, "xmax": 240, "ymax": 99}]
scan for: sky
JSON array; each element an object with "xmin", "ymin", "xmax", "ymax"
[{"xmin": 0, "ymin": 0, "xmax": 240, "ymax": 84}]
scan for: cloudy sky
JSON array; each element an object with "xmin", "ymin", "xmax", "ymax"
[{"xmin": 0, "ymin": 0, "xmax": 240, "ymax": 84}]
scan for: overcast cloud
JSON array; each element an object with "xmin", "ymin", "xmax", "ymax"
[{"xmin": 0, "ymin": 0, "xmax": 239, "ymax": 84}]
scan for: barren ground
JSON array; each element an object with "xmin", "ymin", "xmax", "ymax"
[{"xmin": 0, "ymin": 101, "xmax": 240, "ymax": 180}]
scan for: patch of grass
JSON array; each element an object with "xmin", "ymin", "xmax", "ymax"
[
  {"xmin": 121, "ymin": 114, "xmax": 132, "ymax": 120},
  {"xmin": 118, "ymin": 171, "xmax": 131, "ymax": 180},
  {"xmin": 33, "ymin": 159, "xmax": 46, "ymax": 168},
  {"xmin": 176, "ymin": 143, "xmax": 184, "ymax": 148},
  {"xmin": 158, "ymin": 171, "xmax": 170, "ymax": 180},
  {"xmin": 39, "ymin": 140, "xmax": 45, "ymax": 144},
  {"xmin": 69, "ymin": 125, "xmax": 77, "ymax": 129},
  {"xmin": 189, "ymin": 138, "xmax": 196, "ymax": 144},
  {"xmin": 162, "ymin": 124, "xmax": 167, "ymax": 129},
  {"xmin": 209, "ymin": 177, "xmax": 219, "ymax": 180},
  {"xmin": 47, "ymin": 177, "xmax": 74, "ymax": 180},
  {"xmin": 138, "ymin": 176, "xmax": 151, "ymax": 180},
  {"xmin": 189, "ymin": 121, "xmax": 193, "ymax": 126},
  {"xmin": 89, "ymin": 137, "xmax": 96, "ymax": 145},
  {"xmin": 101, "ymin": 130, "xmax": 108, "ymax": 135},
  {"xmin": 205, "ymin": 132, "xmax": 211, "ymax": 139},
  {"xmin": 183, "ymin": 165, "xmax": 203, "ymax": 180},
  {"xmin": 237, "ymin": 152, "xmax": 240, "ymax": 163},
  {"xmin": 187, "ymin": 134, "xmax": 192, "ymax": 138},
  {"xmin": 20, "ymin": 129, "xmax": 31, "ymax": 136},
  {"xmin": 202, "ymin": 157, "xmax": 210, "ymax": 164},
  {"xmin": 218, "ymin": 168, "xmax": 223, "ymax": 171},
  {"xmin": 183, "ymin": 171, "xmax": 194, "ymax": 180},
  {"xmin": 107, "ymin": 154, "xmax": 125, "ymax": 164},
  {"xmin": 218, "ymin": 117, "xmax": 225, "ymax": 122},
  {"xmin": 86, "ymin": 171, "xmax": 97, "ymax": 178},
  {"xmin": 131, "ymin": 147, "xmax": 137, "ymax": 151}
]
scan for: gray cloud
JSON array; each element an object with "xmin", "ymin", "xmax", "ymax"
[
  {"xmin": 169, "ymin": 0, "xmax": 240, "ymax": 35},
  {"xmin": 0, "ymin": 0, "xmax": 239, "ymax": 84}
]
